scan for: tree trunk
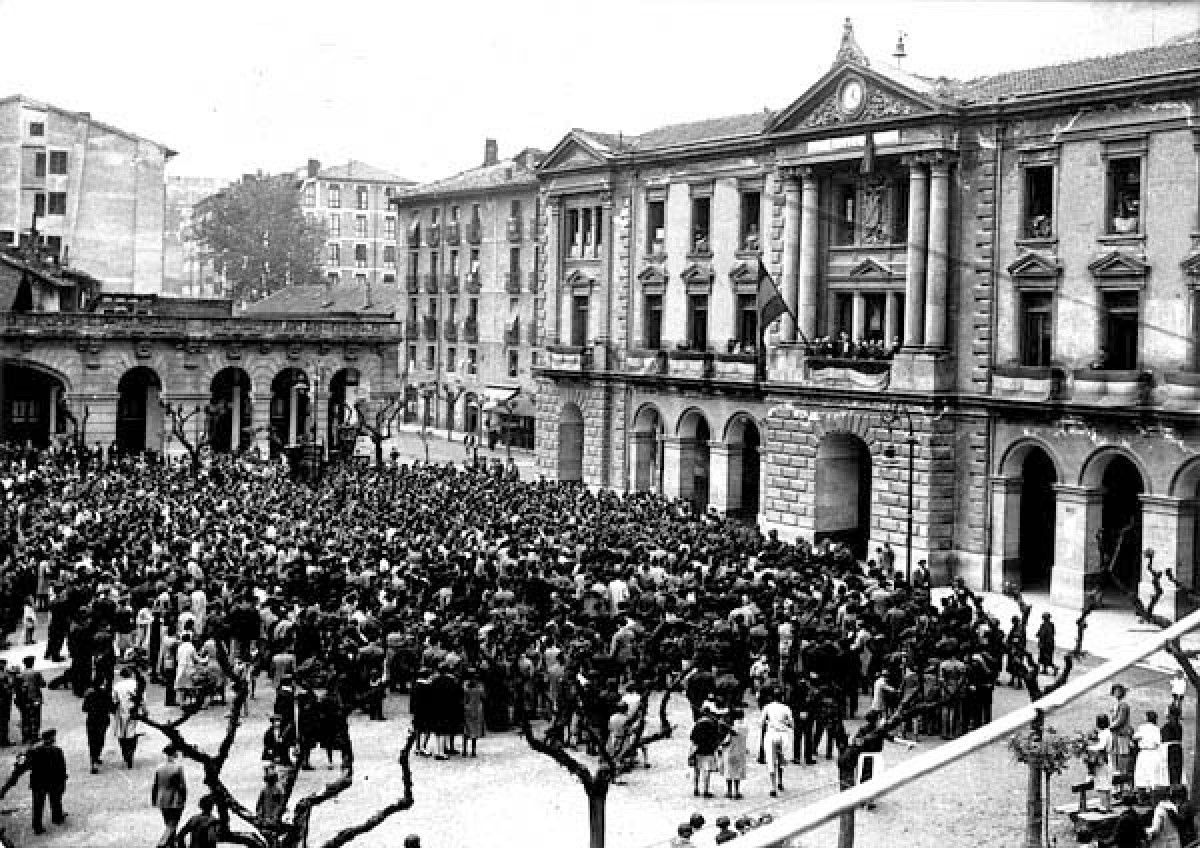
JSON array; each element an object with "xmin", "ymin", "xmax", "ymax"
[
  {"xmin": 374, "ymin": 438, "xmax": 384, "ymax": 467},
  {"xmin": 1025, "ymin": 762, "xmax": 1042, "ymax": 848},
  {"xmin": 587, "ymin": 784, "xmax": 608, "ymax": 848},
  {"xmin": 837, "ymin": 809, "xmax": 856, "ymax": 848},
  {"xmin": 1193, "ymin": 706, "xmax": 1200, "ymax": 795}
]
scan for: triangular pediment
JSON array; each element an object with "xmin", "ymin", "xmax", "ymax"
[
  {"xmin": 681, "ymin": 262, "xmax": 714, "ymax": 285},
  {"xmin": 564, "ymin": 268, "xmax": 595, "ymax": 289},
  {"xmin": 1006, "ymin": 251, "xmax": 1061, "ymax": 279},
  {"xmin": 766, "ymin": 64, "xmax": 943, "ymax": 135},
  {"xmin": 848, "ymin": 257, "xmax": 894, "ymax": 280},
  {"xmin": 538, "ymin": 131, "xmax": 611, "ymax": 172},
  {"xmin": 729, "ymin": 261, "xmax": 758, "ymax": 285},
  {"xmin": 1183, "ymin": 252, "xmax": 1200, "ymax": 277},
  {"xmin": 1088, "ymin": 250, "xmax": 1149, "ymax": 279},
  {"xmin": 637, "ymin": 265, "xmax": 667, "ymax": 285}
]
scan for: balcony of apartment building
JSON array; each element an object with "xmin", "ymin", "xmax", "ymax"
[
  {"xmin": 443, "ymin": 273, "xmax": 459, "ymax": 294},
  {"xmin": 544, "ymin": 344, "xmax": 594, "ymax": 373},
  {"xmin": 426, "ymin": 222, "xmax": 441, "ymax": 247},
  {"xmin": 463, "ymin": 317, "xmax": 479, "ymax": 343},
  {"xmin": 505, "ymin": 271, "xmax": 523, "ymax": 294},
  {"xmin": 405, "ymin": 274, "xmax": 419, "ymax": 294},
  {"xmin": 506, "ymin": 216, "xmax": 522, "ymax": 242},
  {"xmin": 424, "ymin": 273, "xmax": 439, "ymax": 294},
  {"xmin": 464, "ymin": 271, "xmax": 481, "ymax": 294},
  {"xmin": 466, "ymin": 218, "xmax": 482, "ymax": 245},
  {"xmin": 444, "ymin": 319, "xmax": 458, "ymax": 342},
  {"xmin": 445, "ymin": 221, "xmax": 461, "ymax": 245},
  {"xmin": 422, "ymin": 315, "xmax": 438, "ymax": 340}
]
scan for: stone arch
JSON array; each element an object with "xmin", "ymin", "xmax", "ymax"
[
  {"xmin": 1080, "ymin": 446, "xmax": 1148, "ymax": 590},
  {"xmin": 631, "ymin": 402, "xmax": 665, "ymax": 493},
  {"xmin": 815, "ymin": 431, "xmax": 872, "ymax": 559},
  {"xmin": 723, "ymin": 411, "xmax": 763, "ymax": 520},
  {"xmin": 1, "ymin": 358, "xmax": 72, "ymax": 448},
  {"xmin": 558, "ymin": 401, "xmax": 585, "ymax": 482},
  {"xmin": 208, "ymin": 367, "xmax": 253, "ymax": 454},
  {"xmin": 1079, "ymin": 445, "xmax": 1153, "ymax": 494},
  {"xmin": 675, "ymin": 405, "xmax": 710, "ymax": 439},
  {"xmin": 673, "ymin": 408, "xmax": 712, "ymax": 511},
  {"xmin": 997, "ymin": 436, "xmax": 1066, "ymax": 481},
  {"xmin": 116, "ymin": 366, "xmax": 164, "ymax": 455},
  {"xmin": 1169, "ymin": 457, "xmax": 1200, "ymax": 499}
]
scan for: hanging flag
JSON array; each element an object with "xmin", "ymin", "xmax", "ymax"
[
  {"xmin": 756, "ymin": 259, "xmax": 791, "ymax": 330},
  {"xmin": 860, "ymin": 131, "xmax": 875, "ymax": 175}
]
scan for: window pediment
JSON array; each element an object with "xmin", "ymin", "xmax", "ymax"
[
  {"xmin": 638, "ymin": 264, "xmax": 667, "ymax": 293},
  {"xmin": 681, "ymin": 262, "xmax": 713, "ymax": 295},
  {"xmin": 847, "ymin": 257, "xmax": 896, "ymax": 281},
  {"xmin": 1182, "ymin": 252, "xmax": 1200, "ymax": 280},
  {"xmin": 1088, "ymin": 250, "xmax": 1149, "ymax": 281},
  {"xmin": 1007, "ymin": 251, "xmax": 1061, "ymax": 287},
  {"xmin": 729, "ymin": 261, "xmax": 759, "ymax": 294},
  {"xmin": 565, "ymin": 268, "xmax": 595, "ymax": 294}
]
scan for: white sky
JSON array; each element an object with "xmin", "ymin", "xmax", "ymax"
[{"xmin": 0, "ymin": 0, "xmax": 1196, "ymax": 183}]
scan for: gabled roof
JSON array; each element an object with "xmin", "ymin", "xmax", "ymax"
[
  {"xmin": 0, "ymin": 94, "xmax": 176, "ymax": 157},
  {"xmin": 960, "ymin": 38, "xmax": 1200, "ymax": 103},
  {"xmin": 316, "ymin": 160, "xmax": 413, "ymax": 185},
  {"xmin": 240, "ymin": 282, "xmax": 402, "ymax": 319},
  {"xmin": 401, "ymin": 153, "xmax": 542, "ymax": 200}
]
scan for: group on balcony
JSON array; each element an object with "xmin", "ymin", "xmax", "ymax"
[{"xmin": 809, "ymin": 332, "xmax": 898, "ymax": 361}]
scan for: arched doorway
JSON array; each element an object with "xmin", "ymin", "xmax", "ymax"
[
  {"xmin": 558, "ymin": 402, "xmax": 584, "ymax": 482},
  {"xmin": 116, "ymin": 367, "xmax": 162, "ymax": 455},
  {"xmin": 1019, "ymin": 448, "xmax": 1058, "ymax": 588},
  {"xmin": 1100, "ymin": 455, "xmax": 1145, "ymax": 591},
  {"xmin": 270, "ymin": 368, "xmax": 309, "ymax": 454},
  {"xmin": 1, "ymin": 363, "xmax": 67, "ymax": 448},
  {"xmin": 209, "ymin": 368, "xmax": 252, "ymax": 454},
  {"xmin": 326, "ymin": 368, "xmax": 362, "ymax": 458},
  {"xmin": 632, "ymin": 405, "xmax": 664, "ymax": 493},
  {"xmin": 725, "ymin": 414, "xmax": 762, "ymax": 521},
  {"xmin": 678, "ymin": 409, "xmax": 711, "ymax": 512},
  {"xmin": 815, "ymin": 432, "xmax": 871, "ymax": 559}
]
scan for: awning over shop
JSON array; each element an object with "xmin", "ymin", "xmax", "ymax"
[{"xmin": 479, "ymin": 385, "xmax": 520, "ymax": 413}]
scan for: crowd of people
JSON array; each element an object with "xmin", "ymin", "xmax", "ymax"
[{"xmin": 0, "ymin": 440, "xmax": 1188, "ymax": 846}]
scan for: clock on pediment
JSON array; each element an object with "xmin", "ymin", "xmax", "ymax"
[{"xmin": 838, "ymin": 76, "xmax": 866, "ymax": 118}]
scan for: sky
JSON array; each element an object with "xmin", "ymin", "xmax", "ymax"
[{"xmin": 0, "ymin": 0, "xmax": 1196, "ymax": 184}]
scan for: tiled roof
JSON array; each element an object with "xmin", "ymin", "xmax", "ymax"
[
  {"xmin": 404, "ymin": 156, "xmax": 541, "ymax": 198},
  {"xmin": 961, "ymin": 39, "xmax": 1200, "ymax": 103},
  {"xmin": 631, "ymin": 111, "xmax": 775, "ymax": 150},
  {"xmin": 0, "ymin": 94, "xmax": 176, "ymax": 156},
  {"xmin": 240, "ymin": 282, "xmax": 402, "ymax": 318},
  {"xmin": 317, "ymin": 160, "xmax": 413, "ymax": 184}
]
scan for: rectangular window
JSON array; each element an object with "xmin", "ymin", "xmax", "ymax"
[
  {"xmin": 28, "ymin": 121, "xmax": 44, "ymax": 137},
  {"xmin": 447, "ymin": 347, "xmax": 457, "ymax": 372},
  {"xmin": 34, "ymin": 152, "xmax": 46, "ymax": 178},
  {"xmin": 355, "ymin": 215, "xmax": 367, "ymax": 238},
  {"xmin": 328, "ymin": 243, "xmax": 340, "ymax": 264},
  {"xmin": 834, "ymin": 293, "xmax": 853, "ymax": 339},
  {"xmin": 510, "ymin": 246, "xmax": 520, "ymax": 275},
  {"xmin": 408, "ymin": 252, "xmax": 419, "ymax": 278},
  {"xmin": 33, "ymin": 193, "xmax": 45, "ymax": 218},
  {"xmin": 433, "ymin": 207, "xmax": 442, "ymax": 224},
  {"xmin": 511, "ymin": 199, "xmax": 522, "ymax": 218},
  {"xmin": 0, "ymin": 231, "xmax": 13, "ymax": 245},
  {"xmin": 328, "ymin": 185, "xmax": 341, "ymax": 208},
  {"xmin": 467, "ymin": 348, "xmax": 478, "ymax": 374},
  {"xmin": 739, "ymin": 191, "xmax": 761, "ymax": 250},
  {"xmin": 328, "ymin": 216, "xmax": 341, "ymax": 238},
  {"xmin": 47, "ymin": 192, "xmax": 66, "ymax": 215},
  {"xmin": 469, "ymin": 248, "xmax": 480, "ymax": 275},
  {"xmin": 426, "ymin": 346, "xmax": 436, "ymax": 370},
  {"xmin": 1023, "ymin": 166, "xmax": 1054, "ymax": 239},
  {"xmin": 357, "ymin": 186, "xmax": 369, "ymax": 210},
  {"xmin": 736, "ymin": 293, "xmax": 757, "ymax": 348},
  {"xmin": 863, "ymin": 293, "xmax": 886, "ymax": 342},
  {"xmin": 408, "ymin": 298, "xmax": 418, "ymax": 324},
  {"xmin": 1107, "ymin": 157, "xmax": 1141, "ymax": 234},
  {"xmin": 594, "ymin": 205, "xmax": 603, "ymax": 255},
  {"xmin": 354, "ymin": 244, "xmax": 368, "ymax": 268},
  {"xmin": 1102, "ymin": 291, "xmax": 1139, "ymax": 370},
  {"xmin": 385, "ymin": 217, "xmax": 396, "ymax": 239},
  {"xmin": 582, "ymin": 208, "xmax": 593, "ymax": 254},
  {"xmin": 48, "ymin": 151, "xmax": 67, "ymax": 175},
  {"xmin": 691, "ymin": 196, "xmax": 711, "ymax": 254},
  {"xmin": 450, "ymin": 205, "xmax": 460, "ymax": 222},
  {"xmin": 647, "ymin": 200, "xmax": 665, "ymax": 255},
  {"xmin": 508, "ymin": 350, "xmax": 519, "ymax": 378},
  {"xmin": 890, "ymin": 178, "xmax": 909, "ymax": 244},
  {"xmin": 408, "ymin": 344, "xmax": 418, "ymax": 366},
  {"xmin": 303, "ymin": 183, "xmax": 316, "ymax": 206},
  {"xmin": 571, "ymin": 295, "xmax": 589, "ymax": 347},
  {"xmin": 430, "ymin": 252, "xmax": 439, "ymax": 279},
  {"xmin": 383, "ymin": 273, "xmax": 395, "ymax": 284},
  {"xmin": 328, "ymin": 272, "xmax": 340, "ymax": 283},
  {"xmin": 428, "ymin": 298, "xmax": 437, "ymax": 319},
  {"xmin": 383, "ymin": 245, "xmax": 396, "ymax": 268},
  {"xmin": 448, "ymin": 297, "xmax": 457, "ymax": 321},
  {"xmin": 1020, "ymin": 292, "xmax": 1054, "ymax": 367},
  {"xmin": 687, "ymin": 294, "xmax": 709, "ymax": 350},
  {"xmin": 355, "ymin": 273, "xmax": 367, "ymax": 283},
  {"xmin": 468, "ymin": 298, "xmax": 479, "ymax": 321},
  {"xmin": 44, "ymin": 235, "xmax": 61, "ymax": 259},
  {"xmin": 643, "ymin": 293, "xmax": 663, "ymax": 349},
  {"xmin": 834, "ymin": 183, "xmax": 856, "ymax": 246}
]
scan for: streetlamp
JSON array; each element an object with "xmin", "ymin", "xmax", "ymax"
[{"xmin": 882, "ymin": 403, "xmax": 917, "ymax": 584}]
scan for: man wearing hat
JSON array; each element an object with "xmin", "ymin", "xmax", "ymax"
[
  {"xmin": 0, "ymin": 728, "xmax": 68, "ymax": 834},
  {"xmin": 15, "ymin": 655, "xmax": 45, "ymax": 744},
  {"xmin": 151, "ymin": 745, "xmax": 187, "ymax": 847}
]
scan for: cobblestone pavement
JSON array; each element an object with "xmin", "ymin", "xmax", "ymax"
[
  {"xmin": 0, "ymin": 626, "xmax": 1183, "ymax": 848},
  {"xmin": 377, "ymin": 428, "xmax": 537, "ymax": 479}
]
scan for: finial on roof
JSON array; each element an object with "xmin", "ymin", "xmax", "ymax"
[{"xmin": 835, "ymin": 17, "xmax": 870, "ymax": 67}]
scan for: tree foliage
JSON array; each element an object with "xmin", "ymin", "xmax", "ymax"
[{"xmin": 192, "ymin": 175, "xmax": 326, "ymax": 302}]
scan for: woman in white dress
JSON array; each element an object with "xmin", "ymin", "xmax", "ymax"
[
  {"xmin": 1133, "ymin": 710, "xmax": 1169, "ymax": 791},
  {"xmin": 174, "ymin": 632, "xmax": 197, "ymax": 708},
  {"xmin": 1087, "ymin": 713, "xmax": 1113, "ymax": 812}
]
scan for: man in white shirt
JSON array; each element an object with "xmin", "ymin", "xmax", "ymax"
[{"xmin": 760, "ymin": 689, "xmax": 794, "ymax": 797}]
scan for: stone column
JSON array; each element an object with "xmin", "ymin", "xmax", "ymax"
[
  {"xmin": 903, "ymin": 159, "xmax": 929, "ymax": 348},
  {"xmin": 923, "ymin": 155, "xmax": 951, "ymax": 349},
  {"xmin": 1050, "ymin": 484, "xmax": 1105, "ymax": 609},
  {"xmin": 851, "ymin": 292, "xmax": 866, "ymax": 342},
  {"xmin": 708, "ymin": 441, "xmax": 743, "ymax": 515},
  {"xmin": 797, "ymin": 168, "xmax": 820, "ymax": 343},
  {"xmin": 547, "ymin": 199, "xmax": 562, "ymax": 345},
  {"xmin": 230, "ymin": 384, "xmax": 242, "ymax": 453},
  {"xmin": 144, "ymin": 384, "xmax": 163, "ymax": 454},
  {"xmin": 287, "ymin": 385, "xmax": 299, "ymax": 445},
  {"xmin": 780, "ymin": 173, "xmax": 801, "ymax": 341},
  {"xmin": 1138, "ymin": 495, "xmax": 1198, "ymax": 621},
  {"xmin": 47, "ymin": 385, "xmax": 58, "ymax": 439},
  {"xmin": 884, "ymin": 291, "xmax": 899, "ymax": 350},
  {"xmin": 661, "ymin": 436, "xmax": 684, "ymax": 501},
  {"xmin": 988, "ymin": 477, "xmax": 1023, "ymax": 590},
  {"xmin": 252, "ymin": 393, "xmax": 271, "ymax": 456}
]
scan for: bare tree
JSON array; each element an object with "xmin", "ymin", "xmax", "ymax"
[
  {"xmin": 353, "ymin": 396, "xmax": 403, "ymax": 466},
  {"xmin": 136, "ymin": 651, "xmax": 418, "ymax": 848},
  {"xmin": 160, "ymin": 401, "xmax": 218, "ymax": 475}
]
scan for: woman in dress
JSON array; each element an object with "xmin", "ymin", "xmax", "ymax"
[
  {"xmin": 1087, "ymin": 713, "xmax": 1113, "ymax": 812},
  {"xmin": 1133, "ymin": 710, "xmax": 1168, "ymax": 792},
  {"xmin": 721, "ymin": 709, "xmax": 748, "ymax": 800},
  {"xmin": 1110, "ymin": 683, "xmax": 1135, "ymax": 780},
  {"xmin": 1162, "ymin": 706, "xmax": 1184, "ymax": 788},
  {"xmin": 462, "ymin": 671, "xmax": 486, "ymax": 757}
]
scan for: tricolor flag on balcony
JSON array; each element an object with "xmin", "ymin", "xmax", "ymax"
[{"xmin": 756, "ymin": 258, "xmax": 791, "ymax": 330}]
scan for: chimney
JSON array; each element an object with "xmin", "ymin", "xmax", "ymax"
[
  {"xmin": 307, "ymin": 159, "xmax": 320, "ymax": 178},
  {"xmin": 483, "ymin": 138, "xmax": 499, "ymax": 166}
]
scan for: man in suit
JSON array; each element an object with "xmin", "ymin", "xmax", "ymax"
[
  {"xmin": 151, "ymin": 744, "xmax": 187, "ymax": 847},
  {"xmin": 0, "ymin": 728, "xmax": 68, "ymax": 834}
]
